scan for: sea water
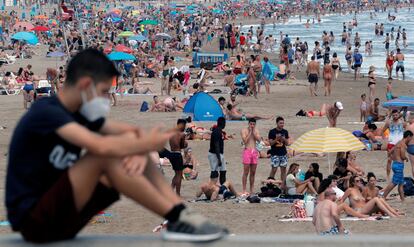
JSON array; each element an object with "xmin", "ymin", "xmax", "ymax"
[{"xmin": 242, "ymin": 8, "xmax": 414, "ymax": 80}]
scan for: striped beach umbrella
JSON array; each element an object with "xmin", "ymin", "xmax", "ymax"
[{"xmin": 290, "ymin": 127, "xmax": 365, "ymax": 172}]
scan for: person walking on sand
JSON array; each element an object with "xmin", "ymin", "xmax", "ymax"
[
  {"xmin": 5, "ymin": 49, "xmax": 227, "ymax": 243},
  {"xmin": 241, "ymin": 119, "xmax": 261, "ymax": 195},
  {"xmin": 382, "ymin": 130, "xmax": 413, "ymax": 201},
  {"xmin": 382, "ymin": 110, "xmax": 406, "ymax": 181},
  {"xmin": 352, "ymin": 48, "xmax": 363, "ymax": 80},
  {"xmin": 367, "ymin": 65, "xmax": 376, "ymax": 103},
  {"xmin": 323, "ymin": 62, "xmax": 333, "ymax": 96},
  {"xmin": 313, "ymin": 188, "xmax": 348, "ymax": 235},
  {"xmin": 168, "ymin": 119, "xmax": 188, "ymax": 196},
  {"xmin": 306, "ymin": 55, "xmax": 320, "ymax": 96}
]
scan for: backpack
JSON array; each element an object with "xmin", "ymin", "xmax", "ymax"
[
  {"xmin": 140, "ymin": 101, "xmax": 149, "ymax": 112},
  {"xmin": 403, "ymin": 177, "xmax": 414, "ymax": 196}
]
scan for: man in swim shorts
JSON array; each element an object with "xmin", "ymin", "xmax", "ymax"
[
  {"xmin": 382, "ymin": 130, "xmax": 413, "ymax": 201},
  {"xmin": 306, "ymin": 55, "xmax": 320, "ymax": 96},
  {"xmin": 313, "ymin": 188, "xmax": 348, "ymax": 235},
  {"xmin": 268, "ymin": 117, "xmax": 289, "ymax": 190},
  {"xmin": 241, "ymin": 119, "xmax": 261, "ymax": 195},
  {"xmin": 382, "ymin": 109, "xmax": 406, "ymax": 181},
  {"xmin": 168, "ymin": 119, "xmax": 188, "ymax": 196},
  {"xmin": 395, "ymin": 48, "xmax": 405, "ymax": 80}
]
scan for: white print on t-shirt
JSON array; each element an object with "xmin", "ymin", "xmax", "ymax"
[{"xmin": 49, "ymin": 145, "xmax": 78, "ymax": 170}]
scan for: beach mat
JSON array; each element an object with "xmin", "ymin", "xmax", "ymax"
[{"xmin": 279, "ymin": 216, "xmax": 389, "ymax": 222}]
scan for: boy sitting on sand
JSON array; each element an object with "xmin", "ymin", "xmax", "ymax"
[{"xmin": 6, "ymin": 49, "xmax": 227, "ymax": 243}]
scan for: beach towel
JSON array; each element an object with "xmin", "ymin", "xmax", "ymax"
[
  {"xmin": 279, "ymin": 216, "xmax": 389, "ymax": 222},
  {"xmin": 260, "ymin": 197, "xmax": 296, "ymax": 203}
]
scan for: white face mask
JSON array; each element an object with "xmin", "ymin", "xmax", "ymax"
[{"xmin": 79, "ymin": 84, "xmax": 111, "ymax": 122}]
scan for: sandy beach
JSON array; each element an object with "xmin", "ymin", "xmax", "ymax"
[{"xmin": 1, "ymin": 53, "xmax": 414, "ymax": 235}]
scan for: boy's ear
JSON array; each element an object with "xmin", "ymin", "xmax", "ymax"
[{"xmin": 77, "ymin": 76, "xmax": 92, "ymax": 90}]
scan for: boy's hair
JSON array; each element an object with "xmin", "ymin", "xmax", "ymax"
[
  {"xmin": 248, "ymin": 118, "xmax": 256, "ymax": 123},
  {"xmin": 177, "ymin": 119, "xmax": 187, "ymax": 125},
  {"xmin": 218, "ymin": 96, "xmax": 226, "ymax": 102},
  {"xmin": 65, "ymin": 49, "xmax": 120, "ymax": 86},
  {"xmin": 276, "ymin": 116, "xmax": 284, "ymax": 123}
]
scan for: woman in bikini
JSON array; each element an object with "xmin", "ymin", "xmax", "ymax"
[
  {"xmin": 323, "ymin": 62, "xmax": 333, "ymax": 96},
  {"xmin": 182, "ymin": 148, "xmax": 199, "ymax": 180},
  {"xmin": 385, "ymin": 52, "xmax": 394, "ymax": 79},
  {"xmin": 160, "ymin": 56, "xmax": 169, "ymax": 96},
  {"xmin": 362, "ymin": 173, "xmax": 379, "ymax": 201},
  {"xmin": 331, "ymin": 53, "xmax": 341, "ymax": 80},
  {"xmin": 233, "ymin": 55, "xmax": 244, "ymax": 75},
  {"xmin": 340, "ymin": 175, "xmax": 401, "ymax": 217},
  {"xmin": 368, "ymin": 66, "xmax": 376, "ymax": 103},
  {"xmin": 317, "ymin": 176, "xmax": 369, "ymax": 218},
  {"xmin": 345, "ymin": 152, "xmax": 365, "ymax": 176}
]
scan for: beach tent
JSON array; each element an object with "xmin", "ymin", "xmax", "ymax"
[{"xmin": 183, "ymin": 92, "xmax": 224, "ymax": 121}]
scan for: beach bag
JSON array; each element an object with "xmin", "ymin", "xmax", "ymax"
[
  {"xmin": 246, "ymin": 195, "xmax": 261, "ymax": 203},
  {"xmin": 291, "ymin": 200, "xmax": 307, "ymax": 218},
  {"xmin": 403, "ymin": 177, "xmax": 414, "ymax": 196},
  {"xmin": 140, "ymin": 101, "xmax": 149, "ymax": 112}
]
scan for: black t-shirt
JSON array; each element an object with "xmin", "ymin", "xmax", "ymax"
[
  {"xmin": 268, "ymin": 128, "xmax": 289, "ymax": 156},
  {"xmin": 6, "ymin": 96, "xmax": 105, "ymax": 230},
  {"xmin": 209, "ymin": 127, "xmax": 224, "ymax": 154},
  {"xmin": 305, "ymin": 171, "xmax": 323, "ymax": 182},
  {"xmin": 333, "ymin": 168, "xmax": 347, "ymax": 178}
]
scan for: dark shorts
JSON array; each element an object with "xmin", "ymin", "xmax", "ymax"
[
  {"xmin": 308, "ymin": 73, "xmax": 318, "ymax": 84},
  {"xmin": 218, "ymin": 185, "xmax": 234, "ymax": 199},
  {"xmin": 20, "ymin": 171, "xmax": 119, "ymax": 243},
  {"xmin": 277, "ymin": 73, "xmax": 287, "ymax": 79},
  {"xmin": 396, "ymin": 65, "xmax": 404, "ymax": 72},
  {"xmin": 354, "ymin": 64, "xmax": 361, "ymax": 68},
  {"xmin": 169, "ymin": 152, "xmax": 184, "ymax": 171}
]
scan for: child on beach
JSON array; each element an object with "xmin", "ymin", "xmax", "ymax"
[
  {"xmin": 386, "ymin": 77, "xmax": 396, "ymax": 100},
  {"xmin": 360, "ymin": 94, "xmax": 368, "ymax": 122}
]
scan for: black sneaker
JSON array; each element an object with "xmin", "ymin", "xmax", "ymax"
[{"xmin": 162, "ymin": 209, "xmax": 228, "ymax": 242}]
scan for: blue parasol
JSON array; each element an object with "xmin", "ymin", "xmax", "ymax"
[
  {"xmin": 11, "ymin": 32, "xmax": 38, "ymax": 45},
  {"xmin": 107, "ymin": 52, "xmax": 136, "ymax": 61}
]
